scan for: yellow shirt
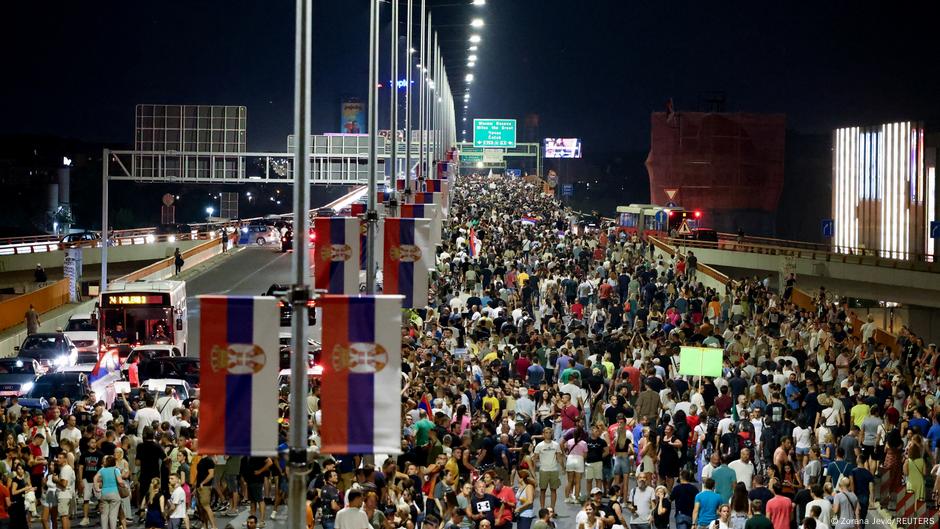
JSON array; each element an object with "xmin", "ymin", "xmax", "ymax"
[
  {"xmin": 482, "ymin": 395, "xmax": 500, "ymax": 420},
  {"xmin": 518, "ymin": 271, "xmax": 529, "ymax": 287},
  {"xmin": 851, "ymin": 403, "xmax": 870, "ymax": 427}
]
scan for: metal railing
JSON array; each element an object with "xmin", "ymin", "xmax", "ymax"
[
  {"xmin": 668, "ymin": 236, "xmax": 939, "ymax": 273},
  {"xmin": 717, "ymin": 232, "xmax": 936, "ymax": 264}
]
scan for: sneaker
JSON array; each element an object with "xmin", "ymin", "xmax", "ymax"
[
  {"xmin": 80, "ymin": 519, "xmax": 90, "ymax": 527},
  {"xmin": 224, "ymin": 510, "xmax": 240, "ymax": 517},
  {"xmin": 270, "ymin": 512, "xmax": 278, "ymax": 520}
]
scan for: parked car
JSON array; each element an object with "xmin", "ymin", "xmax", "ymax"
[
  {"xmin": 63, "ymin": 313, "xmax": 98, "ymax": 354},
  {"xmin": 15, "ymin": 333, "xmax": 78, "ymax": 371},
  {"xmin": 0, "ymin": 358, "xmax": 40, "ymax": 397},
  {"xmin": 125, "ymin": 345, "xmax": 184, "ymax": 365},
  {"xmin": 265, "ymin": 284, "xmax": 316, "ymax": 327},
  {"xmin": 59, "ymin": 231, "xmax": 100, "ymax": 246},
  {"xmin": 239, "ymin": 224, "xmax": 281, "ymax": 246},
  {"xmin": 20, "ymin": 372, "xmax": 93, "ymax": 410},
  {"xmin": 138, "ymin": 357, "xmax": 199, "ymax": 387},
  {"xmin": 278, "ymin": 332, "xmax": 321, "ymax": 370}
]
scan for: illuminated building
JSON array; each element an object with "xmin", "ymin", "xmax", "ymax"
[{"xmin": 832, "ymin": 121, "xmax": 937, "ymax": 259}]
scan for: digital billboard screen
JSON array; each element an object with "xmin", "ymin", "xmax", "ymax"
[{"xmin": 544, "ymin": 138, "xmax": 582, "ymax": 158}]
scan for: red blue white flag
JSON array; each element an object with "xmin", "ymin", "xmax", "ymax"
[
  {"xmin": 320, "ymin": 295, "xmax": 403, "ymax": 454},
  {"xmin": 424, "ymin": 179, "xmax": 444, "ymax": 193},
  {"xmin": 399, "ymin": 203, "xmax": 441, "ymax": 248},
  {"xmin": 198, "ymin": 296, "xmax": 279, "ymax": 456},
  {"xmin": 314, "ymin": 217, "xmax": 360, "ymax": 294},
  {"xmin": 383, "ymin": 217, "xmax": 431, "ymax": 308}
]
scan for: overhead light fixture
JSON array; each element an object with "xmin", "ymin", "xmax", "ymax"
[
  {"xmin": 467, "ymin": 62, "xmax": 475, "ymax": 68},
  {"xmin": 471, "ymin": 18, "xmax": 484, "ymax": 28},
  {"xmin": 469, "ymin": 35, "xmax": 481, "ymax": 43},
  {"xmin": 465, "ymin": 73, "xmax": 474, "ymax": 82},
  {"xmin": 410, "ymin": 48, "xmax": 416, "ymax": 54},
  {"xmin": 468, "ymin": 54, "xmax": 478, "ymax": 62},
  {"xmin": 462, "ymin": 117, "xmax": 467, "ymax": 122},
  {"xmin": 472, "ymin": 0, "xmax": 485, "ymax": 5},
  {"xmin": 469, "ymin": 45, "xmax": 478, "ymax": 51}
]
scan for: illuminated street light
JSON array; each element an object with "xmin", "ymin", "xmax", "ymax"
[
  {"xmin": 472, "ymin": 0, "xmax": 485, "ymax": 5},
  {"xmin": 470, "ymin": 18, "xmax": 484, "ymax": 28},
  {"xmin": 465, "ymin": 73, "xmax": 474, "ymax": 82},
  {"xmin": 468, "ymin": 54, "xmax": 478, "ymax": 62},
  {"xmin": 205, "ymin": 207, "xmax": 214, "ymax": 215},
  {"xmin": 469, "ymin": 45, "xmax": 478, "ymax": 51},
  {"xmin": 468, "ymin": 62, "xmax": 476, "ymax": 68},
  {"xmin": 469, "ymin": 35, "xmax": 481, "ymax": 43}
]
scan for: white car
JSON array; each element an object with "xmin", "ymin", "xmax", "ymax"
[
  {"xmin": 140, "ymin": 378, "xmax": 195, "ymax": 402},
  {"xmin": 277, "ymin": 367, "xmax": 323, "ymax": 389},
  {"xmin": 63, "ymin": 313, "xmax": 98, "ymax": 354}
]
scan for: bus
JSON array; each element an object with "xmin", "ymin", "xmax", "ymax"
[
  {"xmin": 614, "ymin": 204, "xmax": 701, "ymax": 239},
  {"xmin": 97, "ymin": 280, "xmax": 188, "ymax": 355}
]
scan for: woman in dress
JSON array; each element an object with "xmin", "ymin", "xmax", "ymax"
[
  {"xmin": 144, "ymin": 478, "xmax": 166, "ymax": 529},
  {"xmin": 657, "ymin": 423, "xmax": 683, "ymax": 489},
  {"xmin": 639, "ymin": 428, "xmax": 658, "ymax": 482},
  {"xmin": 903, "ymin": 441, "xmax": 927, "ymax": 502},
  {"xmin": 10, "ymin": 462, "xmax": 33, "ymax": 529}
]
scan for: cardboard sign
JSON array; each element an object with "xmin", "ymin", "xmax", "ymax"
[{"xmin": 678, "ymin": 346, "xmax": 723, "ymax": 377}]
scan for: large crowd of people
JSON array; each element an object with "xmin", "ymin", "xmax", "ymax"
[{"xmin": 2, "ymin": 172, "xmax": 939, "ymax": 529}]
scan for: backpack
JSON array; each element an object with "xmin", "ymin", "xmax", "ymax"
[
  {"xmin": 761, "ymin": 422, "xmax": 780, "ymax": 464},
  {"xmin": 720, "ymin": 431, "xmax": 740, "ymax": 461}
]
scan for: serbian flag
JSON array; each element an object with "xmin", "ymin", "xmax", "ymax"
[
  {"xmin": 399, "ymin": 203, "xmax": 442, "ymax": 249},
  {"xmin": 521, "ymin": 216, "xmax": 538, "ymax": 226},
  {"xmin": 376, "ymin": 190, "xmax": 391, "ymax": 204},
  {"xmin": 468, "ymin": 228, "xmax": 479, "ymax": 258},
  {"xmin": 418, "ymin": 394, "xmax": 433, "ymax": 415},
  {"xmin": 383, "ymin": 217, "xmax": 431, "ymax": 308},
  {"xmin": 320, "ymin": 295, "xmax": 403, "ymax": 454},
  {"xmin": 198, "ymin": 296, "xmax": 279, "ymax": 456},
  {"xmin": 314, "ymin": 217, "xmax": 360, "ymax": 294},
  {"xmin": 424, "ymin": 179, "xmax": 444, "ymax": 193}
]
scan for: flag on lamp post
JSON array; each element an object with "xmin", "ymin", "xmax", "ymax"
[
  {"xmin": 383, "ymin": 217, "xmax": 431, "ymax": 308},
  {"xmin": 313, "ymin": 217, "xmax": 360, "ymax": 294},
  {"xmin": 197, "ymin": 296, "xmax": 279, "ymax": 456},
  {"xmin": 319, "ymin": 295, "xmax": 403, "ymax": 455},
  {"xmin": 399, "ymin": 203, "xmax": 441, "ymax": 249}
]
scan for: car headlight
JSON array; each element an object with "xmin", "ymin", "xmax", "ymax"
[
  {"xmin": 54, "ymin": 355, "xmax": 69, "ymax": 366},
  {"xmin": 20, "ymin": 382, "xmax": 33, "ymax": 394}
]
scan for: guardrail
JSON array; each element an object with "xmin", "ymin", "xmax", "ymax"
[
  {"xmin": 0, "ymin": 279, "xmax": 71, "ymax": 332},
  {"xmin": 0, "ymin": 186, "xmax": 368, "ymax": 255},
  {"xmin": 663, "ymin": 237, "xmax": 939, "ymax": 273},
  {"xmin": 716, "ymin": 232, "xmax": 936, "ymax": 264}
]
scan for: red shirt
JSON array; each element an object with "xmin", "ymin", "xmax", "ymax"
[
  {"xmin": 623, "ymin": 366, "xmax": 641, "ymax": 390},
  {"xmin": 766, "ymin": 495, "xmax": 792, "ymax": 529},
  {"xmin": 0, "ymin": 482, "xmax": 9, "ymax": 519},
  {"xmin": 492, "ymin": 485, "xmax": 516, "ymax": 526},
  {"xmin": 599, "ymin": 283, "xmax": 613, "ymax": 300},
  {"xmin": 29, "ymin": 444, "xmax": 44, "ymax": 476},
  {"xmin": 514, "ymin": 357, "xmax": 531, "ymax": 379},
  {"xmin": 571, "ymin": 302, "xmax": 584, "ymax": 320}
]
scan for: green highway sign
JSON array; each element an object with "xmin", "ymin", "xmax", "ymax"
[
  {"xmin": 473, "ymin": 119, "xmax": 517, "ymax": 148},
  {"xmin": 460, "ymin": 154, "xmax": 483, "ymax": 162}
]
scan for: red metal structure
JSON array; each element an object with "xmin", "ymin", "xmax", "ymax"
[{"xmin": 645, "ymin": 112, "xmax": 786, "ymax": 233}]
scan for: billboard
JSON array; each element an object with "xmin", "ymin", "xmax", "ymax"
[
  {"xmin": 473, "ymin": 119, "xmax": 517, "ymax": 148},
  {"xmin": 544, "ymin": 138, "xmax": 582, "ymax": 158},
  {"xmin": 340, "ymin": 98, "xmax": 366, "ymax": 134}
]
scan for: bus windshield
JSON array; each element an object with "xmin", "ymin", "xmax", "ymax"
[{"xmin": 100, "ymin": 307, "xmax": 174, "ymax": 346}]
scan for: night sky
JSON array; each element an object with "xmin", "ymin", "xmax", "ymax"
[{"xmin": 2, "ymin": 1, "xmax": 939, "ymax": 154}]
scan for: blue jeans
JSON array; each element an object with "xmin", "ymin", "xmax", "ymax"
[
  {"xmin": 323, "ymin": 518, "xmax": 335, "ymax": 529},
  {"xmin": 675, "ymin": 513, "xmax": 693, "ymax": 529}
]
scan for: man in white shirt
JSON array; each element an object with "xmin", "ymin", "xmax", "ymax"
[
  {"xmin": 133, "ymin": 396, "xmax": 162, "ymax": 437},
  {"xmin": 729, "ymin": 448, "xmax": 756, "ymax": 491},
  {"xmin": 55, "ymin": 452, "xmax": 76, "ymax": 529},
  {"xmin": 860, "ymin": 316, "xmax": 877, "ymax": 343},
  {"xmin": 628, "ymin": 472, "xmax": 656, "ymax": 526},
  {"xmin": 156, "ymin": 387, "xmax": 182, "ymax": 423},
  {"xmin": 60, "ymin": 415, "xmax": 82, "ymax": 455},
  {"xmin": 335, "ymin": 489, "xmax": 371, "ymax": 529},
  {"xmin": 168, "ymin": 474, "xmax": 187, "ymax": 529},
  {"xmin": 533, "ymin": 427, "xmax": 564, "ymax": 511}
]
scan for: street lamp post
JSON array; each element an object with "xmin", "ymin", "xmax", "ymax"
[
  {"xmin": 288, "ymin": 0, "xmax": 312, "ymax": 528},
  {"xmin": 404, "ymin": 0, "xmax": 414, "ymax": 195},
  {"xmin": 390, "ymin": 0, "xmax": 398, "ymax": 186},
  {"xmin": 366, "ymin": 0, "xmax": 380, "ymax": 293},
  {"xmin": 417, "ymin": 4, "xmax": 426, "ymax": 183}
]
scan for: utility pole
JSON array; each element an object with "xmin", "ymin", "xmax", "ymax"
[{"xmin": 404, "ymin": 0, "xmax": 414, "ymax": 197}]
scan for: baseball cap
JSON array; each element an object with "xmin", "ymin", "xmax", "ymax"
[{"xmin": 590, "ymin": 487, "xmax": 603, "ymax": 495}]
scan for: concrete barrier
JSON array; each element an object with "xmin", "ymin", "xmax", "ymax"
[
  {"xmin": 0, "ymin": 279, "xmax": 71, "ymax": 332},
  {"xmin": 0, "ymin": 236, "xmax": 224, "ymax": 357},
  {"xmin": 0, "ymin": 239, "xmax": 205, "ymax": 273}
]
